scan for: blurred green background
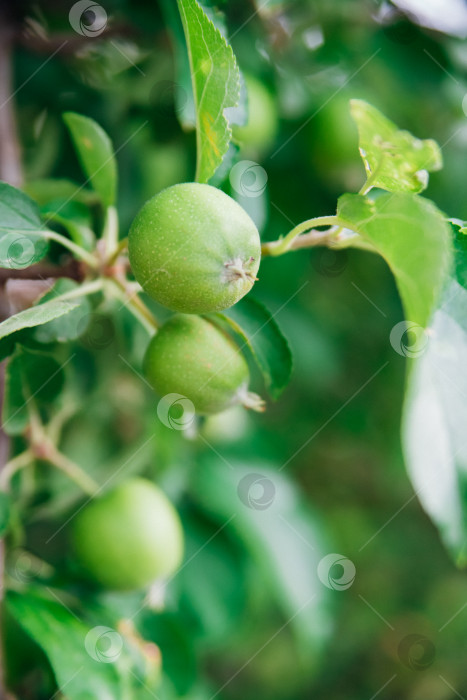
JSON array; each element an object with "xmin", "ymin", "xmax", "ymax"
[{"xmin": 7, "ymin": 0, "xmax": 467, "ymax": 698}]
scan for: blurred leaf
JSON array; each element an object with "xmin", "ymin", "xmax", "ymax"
[
  {"xmin": 6, "ymin": 590, "xmax": 124, "ymax": 700},
  {"xmin": 41, "ymin": 200, "xmax": 96, "ymax": 252},
  {"xmin": 161, "ymin": 0, "xmax": 196, "ymax": 127},
  {"xmin": 63, "ymin": 113, "xmax": 117, "ymax": 207},
  {"xmin": 190, "ymin": 459, "xmax": 332, "ymax": 662},
  {"xmin": 0, "ymin": 492, "xmax": 11, "ymax": 537},
  {"xmin": 174, "ymin": 512, "xmax": 247, "ymax": 646},
  {"xmin": 0, "ymin": 182, "xmax": 49, "ymax": 268},
  {"xmin": 402, "ymin": 278, "xmax": 467, "ymax": 565},
  {"xmin": 0, "ymin": 181, "xmax": 42, "ymax": 230},
  {"xmin": 177, "ymin": 0, "xmax": 240, "ymax": 182},
  {"xmin": 3, "ymin": 347, "xmax": 66, "ymax": 435},
  {"xmin": 350, "ymin": 99, "xmax": 442, "ymax": 193},
  {"xmin": 35, "ymin": 279, "xmax": 92, "ymax": 343},
  {"xmin": 140, "ymin": 611, "xmax": 197, "ymax": 694},
  {"xmin": 219, "ymin": 296, "xmax": 293, "ymax": 399},
  {"xmin": 24, "ymin": 179, "xmax": 99, "ymax": 206},
  {"xmin": 338, "ymin": 192, "xmax": 452, "ymax": 327}
]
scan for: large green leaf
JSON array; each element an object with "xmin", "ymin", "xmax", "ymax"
[
  {"xmin": 0, "ymin": 290, "xmax": 78, "ymax": 369},
  {"xmin": 219, "ymin": 296, "xmax": 293, "ymax": 399},
  {"xmin": 177, "ymin": 0, "xmax": 240, "ymax": 183},
  {"xmin": 338, "ymin": 192, "xmax": 452, "ymax": 327},
  {"xmin": 402, "ymin": 279, "xmax": 467, "ymax": 564},
  {"xmin": 6, "ymin": 590, "xmax": 125, "ymax": 700},
  {"xmin": 350, "ymin": 100, "xmax": 442, "ymax": 194},
  {"xmin": 190, "ymin": 459, "xmax": 332, "ymax": 663},
  {"xmin": 0, "ymin": 182, "xmax": 49, "ymax": 268},
  {"xmin": 0, "ymin": 298, "xmax": 80, "ymax": 341},
  {"xmin": 63, "ymin": 113, "xmax": 117, "ymax": 207}
]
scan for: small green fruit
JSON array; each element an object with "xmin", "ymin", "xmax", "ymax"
[
  {"xmin": 71, "ymin": 478, "xmax": 184, "ymax": 591},
  {"xmin": 144, "ymin": 314, "xmax": 264, "ymax": 415},
  {"xmin": 128, "ymin": 183, "xmax": 261, "ymax": 314}
]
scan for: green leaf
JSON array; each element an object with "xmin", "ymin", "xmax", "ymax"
[
  {"xmin": 63, "ymin": 112, "xmax": 117, "ymax": 207},
  {"xmin": 0, "ymin": 298, "xmax": 80, "ymax": 341},
  {"xmin": 0, "ymin": 181, "xmax": 42, "ymax": 229},
  {"xmin": 401, "ymin": 279, "xmax": 467, "ymax": 564},
  {"xmin": 24, "ymin": 178, "xmax": 99, "ymax": 206},
  {"xmin": 177, "ymin": 0, "xmax": 240, "ymax": 183},
  {"xmin": 220, "ymin": 296, "xmax": 293, "ymax": 399},
  {"xmin": 0, "ymin": 182, "xmax": 49, "ymax": 268},
  {"xmin": 350, "ymin": 99, "xmax": 442, "ymax": 194},
  {"xmin": 0, "ymin": 492, "xmax": 11, "ymax": 537},
  {"xmin": 451, "ymin": 221, "xmax": 467, "ymax": 290},
  {"xmin": 35, "ymin": 279, "xmax": 92, "ymax": 343},
  {"xmin": 338, "ymin": 192, "xmax": 452, "ymax": 327},
  {"xmin": 3, "ymin": 347, "xmax": 66, "ymax": 435},
  {"xmin": 6, "ymin": 590, "xmax": 125, "ymax": 700},
  {"xmin": 190, "ymin": 459, "xmax": 332, "ymax": 662}
]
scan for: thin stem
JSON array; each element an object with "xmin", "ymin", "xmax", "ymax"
[
  {"xmin": 43, "ymin": 230, "xmax": 98, "ymax": 268},
  {"xmin": 106, "ymin": 237, "xmax": 128, "ymax": 267},
  {"xmin": 103, "ymin": 206, "xmax": 119, "ymax": 255},
  {"xmin": 110, "ymin": 278, "xmax": 158, "ymax": 333},
  {"xmin": 51, "ymin": 278, "xmax": 104, "ymax": 304},
  {"xmin": 262, "ymin": 216, "xmax": 340, "ymax": 257},
  {"xmin": 0, "ymin": 449, "xmax": 34, "ymax": 490},
  {"xmin": 47, "ymin": 400, "xmax": 79, "ymax": 445},
  {"xmin": 47, "ymin": 446, "xmax": 99, "ymax": 497}
]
